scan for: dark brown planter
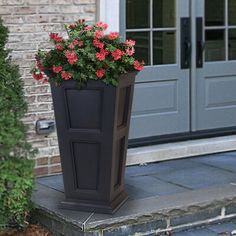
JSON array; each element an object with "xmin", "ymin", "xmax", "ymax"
[{"xmin": 50, "ymin": 72, "xmax": 137, "ymax": 214}]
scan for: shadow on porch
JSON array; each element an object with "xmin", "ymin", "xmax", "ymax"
[{"xmin": 33, "ymin": 151, "xmax": 236, "ymax": 236}]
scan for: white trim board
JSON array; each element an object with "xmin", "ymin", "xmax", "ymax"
[
  {"xmin": 126, "ymin": 135, "xmax": 236, "ymax": 166},
  {"xmin": 98, "ymin": 0, "xmax": 120, "ymax": 32}
]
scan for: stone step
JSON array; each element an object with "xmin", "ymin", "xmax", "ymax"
[
  {"xmin": 33, "ymin": 152, "xmax": 236, "ymax": 236},
  {"xmin": 33, "ymin": 183, "xmax": 236, "ymax": 236}
]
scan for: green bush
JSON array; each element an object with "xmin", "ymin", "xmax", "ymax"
[
  {"xmin": 0, "ymin": 158, "xmax": 34, "ymax": 229},
  {"xmin": 0, "ymin": 19, "xmax": 32, "ymax": 159},
  {"xmin": 0, "ymin": 18, "xmax": 35, "ymax": 229}
]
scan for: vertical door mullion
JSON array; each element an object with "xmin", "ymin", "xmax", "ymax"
[
  {"xmin": 150, "ymin": 0, "xmax": 153, "ymax": 66},
  {"xmin": 190, "ymin": 0, "xmax": 197, "ymax": 132},
  {"xmin": 226, "ymin": 0, "xmax": 229, "ymax": 60}
]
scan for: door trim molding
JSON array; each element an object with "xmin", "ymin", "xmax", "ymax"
[{"xmin": 97, "ymin": 0, "xmax": 120, "ymax": 32}]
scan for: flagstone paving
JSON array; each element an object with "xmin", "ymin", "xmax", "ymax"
[{"xmin": 34, "ymin": 151, "xmax": 236, "ymax": 236}]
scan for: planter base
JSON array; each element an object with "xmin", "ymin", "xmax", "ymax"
[{"xmin": 60, "ymin": 191, "xmax": 128, "ymax": 214}]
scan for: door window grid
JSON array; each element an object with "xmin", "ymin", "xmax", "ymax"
[
  {"xmin": 205, "ymin": 0, "xmax": 236, "ymax": 61},
  {"xmin": 125, "ymin": 0, "xmax": 176, "ymax": 66}
]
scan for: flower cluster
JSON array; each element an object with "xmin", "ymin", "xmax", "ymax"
[{"xmin": 31, "ymin": 19, "xmax": 144, "ymax": 88}]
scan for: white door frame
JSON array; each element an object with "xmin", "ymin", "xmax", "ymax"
[{"xmin": 97, "ymin": 0, "xmax": 120, "ymax": 32}]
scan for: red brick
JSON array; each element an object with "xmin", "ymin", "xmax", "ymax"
[
  {"xmin": 34, "ymin": 166, "xmax": 49, "ymax": 176},
  {"xmin": 51, "ymin": 156, "xmax": 61, "ymax": 164},
  {"xmin": 50, "ymin": 164, "xmax": 62, "ymax": 174},
  {"xmin": 36, "ymin": 157, "xmax": 49, "ymax": 166}
]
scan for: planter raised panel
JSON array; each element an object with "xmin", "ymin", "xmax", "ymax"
[{"xmin": 50, "ymin": 72, "xmax": 137, "ymax": 214}]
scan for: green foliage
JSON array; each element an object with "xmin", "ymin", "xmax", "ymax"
[
  {"xmin": 32, "ymin": 19, "xmax": 144, "ymax": 88},
  {"xmin": 0, "ymin": 18, "xmax": 34, "ymax": 160},
  {"xmin": 0, "ymin": 18, "xmax": 35, "ymax": 229},
  {"xmin": 0, "ymin": 158, "xmax": 34, "ymax": 229}
]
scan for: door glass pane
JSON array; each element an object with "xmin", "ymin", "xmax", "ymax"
[
  {"xmin": 205, "ymin": 0, "xmax": 225, "ymax": 26},
  {"xmin": 229, "ymin": 0, "xmax": 236, "ymax": 26},
  {"xmin": 126, "ymin": 32, "xmax": 150, "ymax": 65},
  {"xmin": 229, "ymin": 29, "xmax": 236, "ymax": 60},
  {"xmin": 153, "ymin": 0, "xmax": 175, "ymax": 28},
  {"xmin": 153, "ymin": 31, "xmax": 176, "ymax": 65},
  {"xmin": 205, "ymin": 30, "xmax": 225, "ymax": 61},
  {"xmin": 126, "ymin": 0, "xmax": 150, "ymax": 29}
]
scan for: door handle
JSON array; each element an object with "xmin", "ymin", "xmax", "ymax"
[
  {"xmin": 184, "ymin": 41, "xmax": 191, "ymax": 66},
  {"xmin": 181, "ymin": 17, "xmax": 191, "ymax": 69},
  {"xmin": 196, "ymin": 17, "xmax": 204, "ymax": 68}
]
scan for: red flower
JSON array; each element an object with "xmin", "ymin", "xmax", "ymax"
[
  {"xmin": 96, "ymin": 21, "xmax": 108, "ymax": 30},
  {"xmin": 107, "ymin": 32, "xmax": 119, "ymax": 40},
  {"xmin": 52, "ymin": 65, "xmax": 62, "ymax": 73},
  {"xmin": 78, "ymin": 19, "xmax": 85, "ymax": 24},
  {"xmin": 55, "ymin": 44, "xmax": 64, "ymax": 51},
  {"xmin": 70, "ymin": 40, "xmax": 83, "ymax": 47},
  {"xmin": 33, "ymin": 72, "xmax": 43, "ymax": 81},
  {"xmin": 49, "ymin": 33, "xmax": 63, "ymax": 42},
  {"xmin": 96, "ymin": 49, "xmax": 109, "ymax": 61},
  {"xmin": 125, "ymin": 39, "xmax": 136, "ymax": 47},
  {"xmin": 111, "ymin": 49, "xmax": 123, "ymax": 60},
  {"xmin": 65, "ymin": 51, "xmax": 78, "ymax": 65},
  {"xmin": 84, "ymin": 26, "xmax": 92, "ymax": 31},
  {"xmin": 68, "ymin": 43, "xmax": 75, "ymax": 49},
  {"xmin": 69, "ymin": 24, "xmax": 76, "ymax": 29},
  {"xmin": 78, "ymin": 40, "xmax": 84, "ymax": 47},
  {"xmin": 93, "ymin": 39, "xmax": 104, "ymax": 49},
  {"xmin": 73, "ymin": 39, "xmax": 79, "ymax": 45},
  {"xmin": 126, "ymin": 47, "xmax": 135, "ymax": 56},
  {"xmin": 61, "ymin": 71, "xmax": 72, "ymax": 80},
  {"xmin": 95, "ymin": 31, "xmax": 104, "ymax": 39},
  {"xmin": 96, "ymin": 69, "xmax": 105, "ymax": 78},
  {"xmin": 133, "ymin": 60, "xmax": 144, "ymax": 71},
  {"xmin": 36, "ymin": 59, "xmax": 44, "ymax": 71}
]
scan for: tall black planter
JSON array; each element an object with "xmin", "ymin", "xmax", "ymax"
[{"xmin": 50, "ymin": 72, "xmax": 136, "ymax": 214}]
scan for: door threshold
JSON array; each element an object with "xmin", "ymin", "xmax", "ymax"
[{"xmin": 126, "ymin": 134, "xmax": 236, "ymax": 166}]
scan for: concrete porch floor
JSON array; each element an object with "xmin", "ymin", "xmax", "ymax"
[{"xmin": 33, "ymin": 151, "xmax": 236, "ymax": 236}]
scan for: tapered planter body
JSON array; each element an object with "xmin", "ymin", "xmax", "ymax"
[{"xmin": 50, "ymin": 72, "xmax": 136, "ymax": 214}]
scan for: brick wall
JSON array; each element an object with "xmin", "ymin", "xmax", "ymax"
[{"xmin": 0, "ymin": 0, "xmax": 97, "ymax": 176}]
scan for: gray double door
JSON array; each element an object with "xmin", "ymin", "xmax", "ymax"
[{"xmin": 123, "ymin": 0, "xmax": 236, "ymax": 140}]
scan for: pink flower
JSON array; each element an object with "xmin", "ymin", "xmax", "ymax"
[
  {"xmin": 49, "ymin": 33, "xmax": 63, "ymax": 42},
  {"xmin": 93, "ymin": 39, "xmax": 104, "ymax": 49},
  {"xmin": 55, "ymin": 44, "xmax": 64, "ymax": 51},
  {"xmin": 61, "ymin": 71, "xmax": 72, "ymax": 80},
  {"xmin": 95, "ymin": 31, "xmax": 104, "ymax": 39},
  {"xmin": 96, "ymin": 21, "xmax": 108, "ymax": 30},
  {"xmin": 52, "ymin": 65, "xmax": 62, "ymax": 73},
  {"xmin": 96, "ymin": 69, "xmax": 105, "ymax": 78},
  {"xmin": 96, "ymin": 49, "xmax": 109, "ymax": 61},
  {"xmin": 125, "ymin": 39, "xmax": 136, "ymax": 47},
  {"xmin": 65, "ymin": 51, "xmax": 78, "ymax": 65},
  {"xmin": 111, "ymin": 49, "xmax": 123, "ymax": 60},
  {"xmin": 126, "ymin": 47, "xmax": 135, "ymax": 56},
  {"xmin": 107, "ymin": 32, "xmax": 119, "ymax": 40},
  {"xmin": 133, "ymin": 60, "xmax": 144, "ymax": 71}
]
